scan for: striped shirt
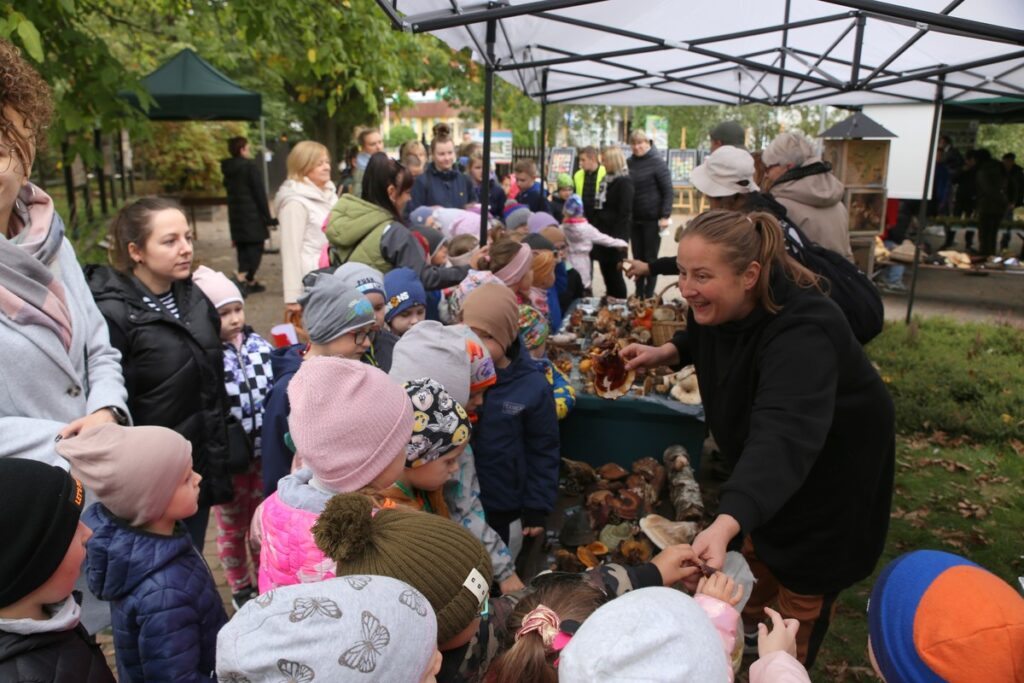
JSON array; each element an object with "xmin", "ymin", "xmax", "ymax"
[{"xmin": 143, "ymin": 290, "xmax": 180, "ymax": 319}]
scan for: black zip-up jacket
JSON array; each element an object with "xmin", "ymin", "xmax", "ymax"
[
  {"xmin": 671, "ymin": 270, "xmax": 894, "ymax": 595},
  {"xmin": 221, "ymin": 156, "xmax": 272, "ymax": 244},
  {"xmin": 86, "ymin": 266, "xmax": 233, "ymax": 507},
  {"xmin": 593, "ymin": 174, "xmax": 635, "ymax": 239},
  {"xmin": 627, "ymin": 147, "xmax": 673, "ymax": 221},
  {"xmin": 0, "ymin": 602, "xmax": 115, "ymax": 683}
]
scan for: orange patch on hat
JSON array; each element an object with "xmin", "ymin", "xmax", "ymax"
[{"xmin": 914, "ymin": 565, "xmax": 1024, "ymax": 683}]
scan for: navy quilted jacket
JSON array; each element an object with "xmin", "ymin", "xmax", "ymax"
[{"xmin": 83, "ymin": 504, "xmax": 227, "ymax": 682}]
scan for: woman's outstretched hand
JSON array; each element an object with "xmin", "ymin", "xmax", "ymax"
[{"xmin": 620, "ymin": 342, "xmax": 679, "ymax": 371}]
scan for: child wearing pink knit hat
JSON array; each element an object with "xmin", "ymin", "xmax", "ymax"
[
  {"xmin": 193, "ymin": 265, "xmax": 275, "ymax": 610},
  {"xmin": 257, "ymin": 357, "xmax": 414, "ymax": 592}
]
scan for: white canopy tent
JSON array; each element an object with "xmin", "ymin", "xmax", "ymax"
[{"xmin": 377, "ymin": 0, "xmax": 1024, "ymax": 319}]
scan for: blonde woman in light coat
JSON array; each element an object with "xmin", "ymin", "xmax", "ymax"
[{"xmin": 275, "ymin": 141, "xmax": 337, "ymax": 322}]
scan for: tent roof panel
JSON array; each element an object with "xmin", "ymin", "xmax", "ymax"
[{"xmin": 395, "ymin": 0, "xmax": 1024, "ymax": 106}]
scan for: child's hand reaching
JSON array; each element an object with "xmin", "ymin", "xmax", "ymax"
[
  {"xmin": 696, "ymin": 572, "xmax": 744, "ymax": 606},
  {"xmin": 757, "ymin": 607, "xmax": 800, "ymax": 659},
  {"xmin": 651, "ymin": 544, "xmax": 702, "ymax": 586}
]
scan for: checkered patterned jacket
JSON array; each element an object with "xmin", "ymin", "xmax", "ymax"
[{"xmin": 223, "ymin": 326, "xmax": 275, "ymax": 456}]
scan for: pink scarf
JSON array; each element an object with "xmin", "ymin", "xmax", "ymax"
[
  {"xmin": 0, "ymin": 184, "xmax": 73, "ymax": 351},
  {"xmin": 494, "ymin": 243, "xmax": 532, "ymax": 287}
]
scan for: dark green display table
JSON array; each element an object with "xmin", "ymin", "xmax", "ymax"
[{"xmin": 559, "ymin": 392, "xmax": 705, "ymax": 474}]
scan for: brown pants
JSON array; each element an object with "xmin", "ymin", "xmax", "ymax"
[{"xmin": 740, "ymin": 537, "xmax": 839, "ymax": 668}]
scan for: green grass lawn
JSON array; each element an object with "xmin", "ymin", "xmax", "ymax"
[{"xmin": 813, "ymin": 319, "xmax": 1024, "ymax": 681}]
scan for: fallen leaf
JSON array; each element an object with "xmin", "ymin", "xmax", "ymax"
[
  {"xmin": 1009, "ymin": 439, "xmax": 1024, "ymax": 457},
  {"xmin": 956, "ymin": 499, "xmax": 988, "ymax": 519},
  {"xmin": 916, "ymin": 457, "xmax": 972, "ymax": 473}
]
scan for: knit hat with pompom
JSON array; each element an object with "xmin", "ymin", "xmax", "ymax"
[{"xmin": 313, "ymin": 493, "xmax": 493, "ymax": 644}]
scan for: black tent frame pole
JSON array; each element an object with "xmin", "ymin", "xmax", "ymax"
[
  {"xmin": 480, "ymin": 19, "xmax": 497, "ymax": 247},
  {"xmin": 94, "ymin": 129, "xmax": 108, "ymax": 216},
  {"xmin": 539, "ymin": 68, "xmax": 549, "ymax": 181},
  {"xmin": 906, "ymin": 76, "xmax": 945, "ymax": 325}
]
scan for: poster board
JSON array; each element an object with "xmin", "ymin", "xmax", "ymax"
[
  {"xmin": 547, "ymin": 147, "xmax": 576, "ymax": 182},
  {"xmin": 846, "ymin": 188, "xmax": 887, "ymax": 234},
  {"xmin": 668, "ymin": 149, "xmax": 698, "ymax": 186},
  {"xmin": 490, "ymin": 131, "xmax": 514, "ymax": 164},
  {"xmin": 861, "ymin": 103, "xmax": 938, "ymax": 200},
  {"xmin": 644, "ymin": 115, "xmax": 669, "ymax": 150}
]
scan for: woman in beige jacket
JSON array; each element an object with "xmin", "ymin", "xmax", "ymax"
[{"xmin": 274, "ymin": 142, "xmax": 337, "ymax": 317}]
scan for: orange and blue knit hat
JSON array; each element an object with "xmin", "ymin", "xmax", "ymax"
[{"xmin": 868, "ymin": 550, "xmax": 1024, "ymax": 683}]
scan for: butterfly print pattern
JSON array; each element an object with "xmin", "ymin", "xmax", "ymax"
[{"xmin": 338, "ymin": 611, "xmax": 390, "ymax": 673}]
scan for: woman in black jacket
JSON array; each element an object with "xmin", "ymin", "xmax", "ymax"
[
  {"xmin": 221, "ymin": 136, "xmax": 274, "ymax": 292},
  {"xmin": 86, "ymin": 197, "xmax": 232, "ymax": 549},
  {"xmin": 626, "ymin": 130, "xmax": 673, "ymax": 297},
  {"xmin": 621, "ymin": 209, "xmax": 894, "ymax": 669},
  {"xmin": 592, "ymin": 145, "xmax": 633, "ymax": 299}
]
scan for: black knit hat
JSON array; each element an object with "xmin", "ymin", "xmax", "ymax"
[{"xmin": 0, "ymin": 459, "xmax": 85, "ymax": 607}]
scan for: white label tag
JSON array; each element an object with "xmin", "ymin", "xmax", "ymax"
[{"xmin": 463, "ymin": 567, "xmax": 489, "ymax": 604}]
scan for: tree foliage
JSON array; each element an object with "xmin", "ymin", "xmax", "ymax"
[{"xmin": 386, "ymin": 123, "xmax": 417, "ymax": 148}]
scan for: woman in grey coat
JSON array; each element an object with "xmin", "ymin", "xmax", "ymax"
[{"xmin": 0, "ymin": 37, "xmax": 128, "ymax": 633}]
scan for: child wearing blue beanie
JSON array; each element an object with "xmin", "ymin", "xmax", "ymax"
[{"xmin": 384, "ymin": 267, "xmax": 428, "ymax": 337}]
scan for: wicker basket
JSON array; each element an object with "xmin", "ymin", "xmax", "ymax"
[{"xmin": 651, "ymin": 282, "xmax": 686, "ymax": 346}]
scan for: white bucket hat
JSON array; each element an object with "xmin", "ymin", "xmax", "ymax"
[{"xmin": 690, "ymin": 146, "xmax": 759, "ymax": 197}]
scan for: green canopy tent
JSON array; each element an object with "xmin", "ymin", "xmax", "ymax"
[
  {"xmin": 116, "ymin": 49, "xmax": 271, "ymax": 233},
  {"xmin": 121, "ymin": 48, "xmax": 262, "ymax": 121}
]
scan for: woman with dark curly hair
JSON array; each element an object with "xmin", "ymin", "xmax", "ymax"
[{"xmin": 0, "ymin": 38, "xmax": 128, "ymax": 639}]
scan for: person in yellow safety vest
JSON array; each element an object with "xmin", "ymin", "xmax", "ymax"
[{"xmin": 573, "ymin": 146, "xmax": 606, "ymax": 221}]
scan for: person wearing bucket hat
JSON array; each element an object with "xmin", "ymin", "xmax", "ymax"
[
  {"xmin": 0, "ymin": 460, "xmax": 114, "ymax": 682},
  {"xmin": 258, "ymin": 357, "xmax": 414, "ymax": 592},
  {"xmin": 379, "ymin": 378, "xmax": 471, "ymax": 518},
  {"xmin": 518, "ymin": 304, "xmax": 575, "ymax": 421},
  {"xmin": 388, "ymin": 322, "xmax": 520, "ymax": 593},
  {"xmin": 710, "ymin": 120, "xmax": 747, "ymax": 151},
  {"xmin": 384, "ymin": 268, "xmax": 428, "ymax": 337},
  {"xmin": 313, "ymin": 493, "xmax": 493, "ymax": 648},
  {"xmin": 691, "ymin": 144, "xmax": 760, "ymax": 199},
  {"xmin": 56, "ymin": 424, "xmax": 229, "ymax": 683},
  {"xmin": 462, "ymin": 284, "xmax": 560, "ymax": 546},
  {"xmin": 866, "ymin": 550, "xmax": 1024, "ymax": 683},
  {"xmin": 216, "ymin": 576, "xmax": 441, "ymax": 683}
]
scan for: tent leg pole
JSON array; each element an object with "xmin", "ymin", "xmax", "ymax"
[
  {"xmin": 260, "ymin": 117, "xmax": 271, "ymax": 196},
  {"xmin": 94, "ymin": 129, "xmax": 108, "ymax": 216},
  {"xmin": 480, "ymin": 19, "xmax": 497, "ymax": 246},
  {"xmin": 905, "ymin": 76, "xmax": 944, "ymax": 325},
  {"xmin": 539, "ymin": 68, "xmax": 549, "ymax": 183}
]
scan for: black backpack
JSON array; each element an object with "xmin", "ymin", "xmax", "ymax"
[
  {"xmin": 748, "ymin": 192, "xmax": 884, "ymax": 344},
  {"xmin": 780, "ymin": 218, "xmax": 884, "ymax": 344}
]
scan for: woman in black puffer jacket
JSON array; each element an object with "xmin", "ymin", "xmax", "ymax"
[
  {"xmin": 626, "ymin": 130, "xmax": 673, "ymax": 297},
  {"xmin": 86, "ymin": 197, "xmax": 232, "ymax": 548}
]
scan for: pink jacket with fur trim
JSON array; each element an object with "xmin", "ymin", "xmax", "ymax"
[{"xmin": 256, "ymin": 475, "xmax": 337, "ymax": 593}]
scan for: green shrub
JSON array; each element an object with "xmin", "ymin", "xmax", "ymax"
[
  {"xmin": 867, "ymin": 318, "xmax": 1024, "ymax": 441},
  {"xmin": 135, "ymin": 121, "xmax": 249, "ymax": 194},
  {"xmin": 387, "ymin": 124, "xmax": 418, "ymax": 149}
]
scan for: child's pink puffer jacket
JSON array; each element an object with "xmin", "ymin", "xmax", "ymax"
[{"xmin": 257, "ymin": 471, "xmax": 337, "ymax": 592}]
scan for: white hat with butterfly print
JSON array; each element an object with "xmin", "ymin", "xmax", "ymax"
[{"xmin": 215, "ymin": 575, "xmax": 442, "ymax": 683}]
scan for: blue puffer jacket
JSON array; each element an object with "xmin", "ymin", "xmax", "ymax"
[
  {"xmin": 83, "ymin": 504, "xmax": 227, "ymax": 682},
  {"xmin": 409, "ymin": 162, "xmax": 474, "ymax": 211},
  {"xmin": 470, "ymin": 339, "xmax": 560, "ymax": 526}
]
